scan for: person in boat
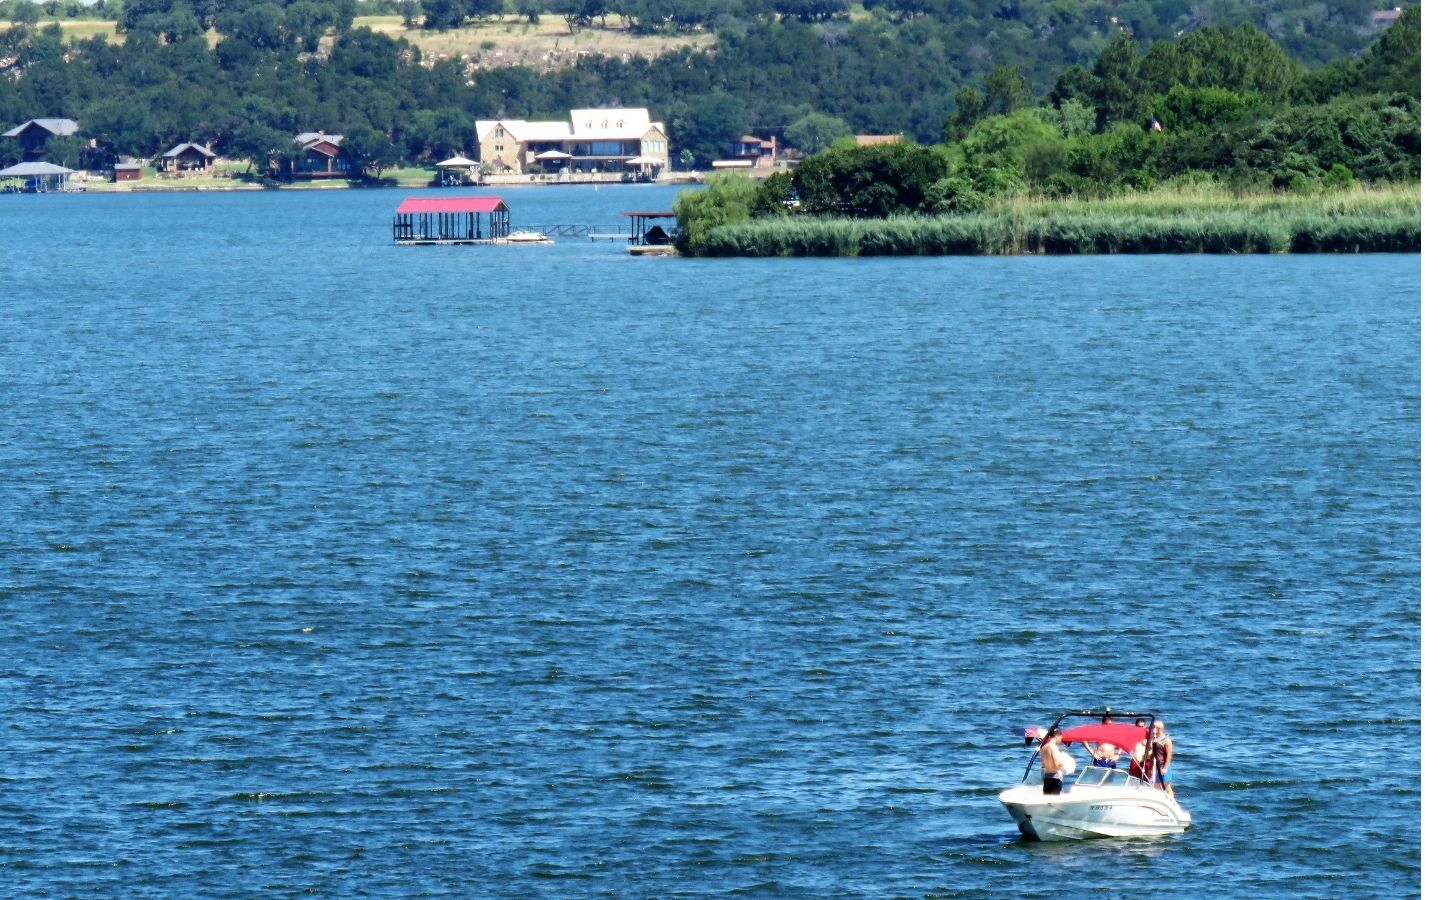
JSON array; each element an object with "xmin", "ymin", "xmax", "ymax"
[
  {"xmin": 1083, "ymin": 740, "xmax": 1121, "ymax": 769},
  {"xmin": 1128, "ymin": 719, "xmax": 1149, "ymax": 780},
  {"xmin": 1039, "ymin": 726, "xmax": 1068, "ymax": 795},
  {"xmin": 1151, "ymin": 720, "xmax": 1175, "ymax": 797},
  {"xmin": 1073, "ymin": 714, "xmax": 1119, "ymax": 768}
]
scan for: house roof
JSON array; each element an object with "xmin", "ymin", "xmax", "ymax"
[
  {"xmin": 396, "ymin": 196, "xmax": 508, "ymax": 214},
  {"xmin": 297, "ymin": 131, "xmax": 342, "ymax": 143},
  {"xmin": 477, "ymin": 108, "xmax": 665, "ymax": 145},
  {"xmin": 0, "ymin": 161, "xmax": 75, "ymax": 176},
  {"xmin": 855, "ymin": 134, "xmax": 904, "ymax": 146},
  {"xmin": 162, "ymin": 142, "xmax": 216, "ymax": 158},
  {"xmin": 3, "ymin": 118, "xmax": 79, "ymax": 138}
]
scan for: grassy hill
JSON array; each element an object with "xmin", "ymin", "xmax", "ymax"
[
  {"xmin": 0, "ymin": 13, "xmax": 711, "ymax": 72},
  {"xmin": 355, "ymin": 14, "xmax": 713, "ymax": 73}
]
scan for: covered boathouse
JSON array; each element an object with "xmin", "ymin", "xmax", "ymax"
[
  {"xmin": 393, "ymin": 196, "xmax": 510, "ymax": 245},
  {"xmin": 623, "ymin": 210, "xmax": 678, "ymax": 255}
]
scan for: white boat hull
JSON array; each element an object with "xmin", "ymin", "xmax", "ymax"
[{"xmin": 998, "ymin": 783, "xmax": 1191, "ymax": 841}]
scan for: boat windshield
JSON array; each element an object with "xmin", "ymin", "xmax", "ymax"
[{"xmin": 1073, "ymin": 766, "xmax": 1144, "ymax": 789}]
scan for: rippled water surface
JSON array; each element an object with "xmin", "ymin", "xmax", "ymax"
[{"xmin": 0, "ymin": 187, "xmax": 1419, "ymax": 896}]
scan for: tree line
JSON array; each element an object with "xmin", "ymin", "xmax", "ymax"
[{"xmin": 0, "ymin": 0, "xmax": 1417, "ymax": 173}]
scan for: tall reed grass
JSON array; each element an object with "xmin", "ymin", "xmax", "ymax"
[{"xmin": 687, "ymin": 185, "xmax": 1420, "ymax": 257}]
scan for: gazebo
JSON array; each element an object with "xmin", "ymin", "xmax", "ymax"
[
  {"xmin": 624, "ymin": 155, "xmax": 664, "ymax": 179},
  {"xmin": 434, "ymin": 155, "xmax": 482, "ymax": 185},
  {"xmin": 0, "ymin": 161, "xmax": 75, "ymax": 192},
  {"xmin": 393, "ymin": 196, "xmax": 511, "ymax": 245},
  {"xmin": 533, "ymin": 149, "xmax": 573, "ymax": 173}
]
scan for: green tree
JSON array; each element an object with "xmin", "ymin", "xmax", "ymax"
[
  {"xmin": 1145, "ymin": 85, "xmax": 1258, "ymax": 134},
  {"xmin": 1053, "ymin": 97, "xmax": 1096, "ymax": 138},
  {"xmin": 1091, "ymin": 35, "xmax": 1141, "ymax": 129},
  {"xmin": 749, "ymin": 169, "xmax": 797, "ymax": 216},
  {"xmin": 422, "ymin": 0, "xmax": 466, "ymax": 31},
  {"xmin": 11, "ymin": 1, "xmax": 40, "ymax": 25},
  {"xmin": 982, "ymin": 64, "xmax": 1032, "ymax": 116},
  {"xmin": 957, "ymin": 109, "xmax": 1062, "ymax": 187},
  {"xmin": 670, "ymin": 91, "xmax": 746, "ymax": 162},
  {"xmin": 284, "ymin": 1, "xmax": 333, "ymax": 53},
  {"xmin": 673, "ymin": 173, "xmax": 759, "ymax": 253},
  {"xmin": 1313, "ymin": 6, "xmax": 1421, "ymax": 100},
  {"xmin": 43, "ymin": 133, "xmax": 84, "ymax": 167},
  {"xmin": 341, "ymin": 125, "xmax": 400, "ymax": 178},
  {"xmin": 942, "ymin": 85, "xmax": 984, "ymax": 142},
  {"xmin": 1170, "ymin": 24, "xmax": 1302, "ymax": 99},
  {"xmin": 787, "ymin": 142, "xmax": 946, "ymax": 217},
  {"xmin": 228, "ymin": 121, "xmax": 292, "ymax": 173},
  {"xmin": 402, "ymin": 107, "xmax": 473, "ymax": 160},
  {"xmin": 785, "ymin": 110, "xmax": 849, "ymax": 155}
]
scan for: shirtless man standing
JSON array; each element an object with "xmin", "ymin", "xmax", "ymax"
[{"xmin": 1039, "ymin": 727, "xmax": 1067, "ymax": 795}]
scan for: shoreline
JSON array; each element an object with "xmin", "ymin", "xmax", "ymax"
[
  {"xmin": 41, "ymin": 173, "xmax": 710, "ymax": 194},
  {"xmin": 683, "ymin": 185, "xmax": 1421, "ymax": 257}
]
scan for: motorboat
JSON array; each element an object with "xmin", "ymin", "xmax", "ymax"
[
  {"xmin": 504, "ymin": 230, "xmax": 553, "ymax": 244},
  {"xmin": 998, "ymin": 710, "xmax": 1191, "ymax": 841}
]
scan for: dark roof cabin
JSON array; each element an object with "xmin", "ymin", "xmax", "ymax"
[
  {"xmin": 291, "ymin": 132, "xmax": 349, "ymax": 178},
  {"xmin": 4, "ymin": 118, "xmax": 80, "ymax": 160},
  {"xmin": 159, "ymin": 142, "xmax": 216, "ymax": 173}
]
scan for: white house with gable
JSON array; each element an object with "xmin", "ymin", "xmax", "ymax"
[{"xmin": 474, "ymin": 108, "xmax": 668, "ymax": 177}]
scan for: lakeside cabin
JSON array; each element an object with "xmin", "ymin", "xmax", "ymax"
[{"xmin": 393, "ymin": 196, "xmax": 511, "ymax": 245}]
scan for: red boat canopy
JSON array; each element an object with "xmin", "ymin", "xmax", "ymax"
[
  {"xmin": 396, "ymin": 196, "xmax": 508, "ymax": 214},
  {"xmin": 1060, "ymin": 722, "xmax": 1147, "ymax": 750}
]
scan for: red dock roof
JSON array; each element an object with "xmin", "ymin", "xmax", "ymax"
[{"xmin": 396, "ymin": 196, "xmax": 508, "ymax": 214}]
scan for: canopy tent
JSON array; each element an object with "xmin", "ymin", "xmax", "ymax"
[
  {"xmin": 434, "ymin": 156, "xmax": 481, "ymax": 168},
  {"xmin": 624, "ymin": 155, "xmax": 664, "ymax": 166},
  {"xmin": 533, "ymin": 150, "xmax": 573, "ymax": 160},
  {"xmin": 1059, "ymin": 722, "xmax": 1147, "ymax": 750}
]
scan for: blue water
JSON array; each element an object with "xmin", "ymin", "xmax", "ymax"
[{"xmin": 0, "ymin": 186, "xmax": 1419, "ymax": 896}]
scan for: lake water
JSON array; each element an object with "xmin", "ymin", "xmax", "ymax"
[{"xmin": 0, "ymin": 185, "xmax": 1420, "ymax": 896}]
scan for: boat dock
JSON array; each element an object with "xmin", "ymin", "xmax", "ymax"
[
  {"xmin": 392, "ymin": 199, "xmax": 679, "ymax": 253},
  {"xmin": 393, "ymin": 196, "xmax": 511, "ymax": 245}
]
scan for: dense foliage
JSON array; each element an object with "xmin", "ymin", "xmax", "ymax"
[
  {"xmin": 0, "ymin": 0, "xmax": 1420, "ymax": 170},
  {"xmin": 672, "ymin": 9, "xmax": 1419, "ymax": 253}
]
